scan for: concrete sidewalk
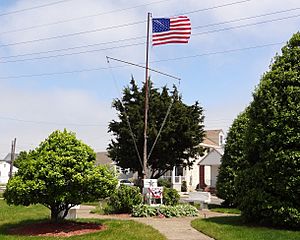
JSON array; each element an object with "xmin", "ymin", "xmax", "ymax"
[{"xmin": 77, "ymin": 205, "xmax": 215, "ymax": 240}]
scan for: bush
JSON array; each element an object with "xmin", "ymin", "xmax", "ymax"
[
  {"xmin": 132, "ymin": 204, "xmax": 157, "ymax": 217},
  {"xmin": 106, "ymin": 185, "xmax": 143, "ymax": 213},
  {"xmin": 132, "ymin": 204, "xmax": 198, "ymax": 218},
  {"xmin": 163, "ymin": 187, "xmax": 180, "ymax": 206},
  {"xmin": 158, "ymin": 178, "xmax": 171, "ymax": 188}
]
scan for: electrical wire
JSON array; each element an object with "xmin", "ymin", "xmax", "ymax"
[
  {"xmin": 0, "ymin": 12, "xmax": 298, "ymax": 63},
  {"xmin": 152, "ymin": 42, "xmax": 284, "ymax": 63},
  {"xmin": 0, "ymin": 0, "xmax": 254, "ymax": 48},
  {"xmin": 0, "ymin": 23, "xmax": 145, "ymax": 49},
  {"xmin": 0, "ymin": 42, "xmax": 145, "ymax": 63},
  {"xmin": 0, "ymin": 114, "xmax": 241, "ymax": 127},
  {"xmin": 193, "ymin": 6, "xmax": 300, "ymax": 30},
  {"xmin": 193, "ymin": 13, "xmax": 300, "ymax": 38},
  {"xmin": 0, "ymin": 6, "xmax": 299, "ymax": 62},
  {"xmin": 0, "ymin": 0, "xmax": 171, "ymax": 36},
  {"xmin": 0, "ymin": 116, "xmax": 107, "ymax": 126},
  {"xmin": 0, "ymin": 41, "xmax": 285, "ymax": 79},
  {"xmin": 179, "ymin": 0, "xmax": 252, "ymax": 15},
  {"xmin": 0, "ymin": 0, "xmax": 73, "ymax": 17}
]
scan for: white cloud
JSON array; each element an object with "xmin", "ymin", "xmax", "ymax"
[
  {"xmin": 0, "ymin": 81, "xmax": 115, "ymax": 158},
  {"xmin": 0, "ymin": 0, "xmax": 299, "ymax": 158}
]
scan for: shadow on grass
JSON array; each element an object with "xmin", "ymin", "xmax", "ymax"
[
  {"xmin": 0, "ymin": 218, "xmax": 49, "ymax": 234},
  {"xmin": 203, "ymin": 216, "xmax": 300, "ymax": 232},
  {"xmin": 204, "ymin": 216, "xmax": 244, "ymax": 227}
]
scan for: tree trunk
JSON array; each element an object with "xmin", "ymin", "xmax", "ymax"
[
  {"xmin": 50, "ymin": 205, "xmax": 60, "ymax": 222},
  {"xmin": 50, "ymin": 204, "xmax": 68, "ymax": 222}
]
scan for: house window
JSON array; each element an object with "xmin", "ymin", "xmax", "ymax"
[
  {"xmin": 175, "ymin": 166, "xmax": 183, "ymax": 176},
  {"xmin": 4, "ymin": 164, "xmax": 6, "ymax": 168},
  {"xmin": 219, "ymin": 135, "xmax": 224, "ymax": 145}
]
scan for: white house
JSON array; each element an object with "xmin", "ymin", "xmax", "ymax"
[
  {"xmin": 0, "ymin": 153, "xmax": 18, "ymax": 184},
  {"xmin": 170, "ymin": 129, "xmax": 224, "ymax": 192}
]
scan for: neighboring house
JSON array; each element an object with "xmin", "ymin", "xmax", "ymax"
[
  {"xmin": 96, "ymin": 152, "xmax": 134, "ymax": 180},
  {"xmin": 0, "ymin": 153, "xmax": 18, "ymax": 184},
  {"xmin": 198, "ymin": 129, "xmax": 224, "ymax": 190},
  {"xmin": 166, "ymin": 129, "xmax": 224, "ymax": 192}
]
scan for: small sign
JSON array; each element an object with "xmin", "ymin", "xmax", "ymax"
[{"xmin": 143, "ymin": 179, "xmax": 158, "ymax": 188}]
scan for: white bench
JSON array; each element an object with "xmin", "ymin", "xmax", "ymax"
[{"xmin": 183, "ymin": 192, "xmax": 211, "ymax": 209}]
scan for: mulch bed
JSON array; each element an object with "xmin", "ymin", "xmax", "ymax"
[{"xmin": 8, "ymin": 221, "xmax": 106, "ymax": 237}]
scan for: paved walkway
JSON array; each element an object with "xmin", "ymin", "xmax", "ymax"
[{"xmin": 77, "ymin": 205, "xmax": 232, "ymax": 240}]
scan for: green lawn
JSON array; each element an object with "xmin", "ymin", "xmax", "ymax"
[
  {"xmin": 0, "ymin": 200, "xmax": 166, "ymax": 240},
  {"xmin": 191, "ymin": 216, "xmax": 300, "ymax": 240}
]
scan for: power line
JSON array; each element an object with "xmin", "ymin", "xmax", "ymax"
[
  {"xmin": 0, "ymin": 0, "xmax": 253, "ymax": 47},
  {"xmin": 0, "ymin": 21, "xmax": 145, "ymax": 49},
  {"xmin": 0, "ymin": 6, "xmax": 298, "ymax": 61},
  {"xmin": 193, "ymin": 13, "xmax": 300, "ymax": 38},
  {"xmin": 0, "ymin": 42, "xmax": 145, "ymax": 63},
  {"xmin": 0, "ymin": 0, "xmax": 73, "ymax": 17},
  {"xmin": 0, "ymin": 116, "xmax": 107, "ymax": 127},
  {"xmin": 152, "ymin": 42, "xmax": 284, "ymax": 63},
  {"xmin": 180, "ymin": 0, "xmax": 252, "ymax": 15},
  {"xmin": 0, "ymin": 0, "xmax": 171, "ymax": 36},
  {"xmin": 0, "ymin": 41, "xmax": 285, "ymax": 79},
  {"xmin": 0, "ymin": 13, "xmax": 297, "ymax": 64},
  {"xmin": 0, "ymin": 41, "xmax": 144, "ymax": 60},
  {"xmin": 193, "ymin": 6, "xmax": 300, "ymax": 30}
]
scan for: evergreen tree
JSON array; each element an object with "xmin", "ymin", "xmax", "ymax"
[
  {"xmin": 236, "ymin": 33, "xmax": 300, "ymax": 228},
  {"xmin": 108, "ymin": 78, "xmax": 205, "ymax": 179},
  {"xmin": 216, "ymin": 109, "xmax": 249, "ymax": 206}
]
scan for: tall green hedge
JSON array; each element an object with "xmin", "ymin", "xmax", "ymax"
[
  {"xmin": 236, "ymin": 33, "xmax": 300, "ymax": 228},
  {"xmin": 216, "ymin": 109, "xmax": 249, "ymax": 207}
]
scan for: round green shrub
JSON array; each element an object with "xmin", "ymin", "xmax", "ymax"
[
  {"xmin": 106, "ymin": 185, "xmax": 143, "ymax": 213},
  {"xmin": 163, "ymin": 187, "xmax": 180, "ymax": 206}
]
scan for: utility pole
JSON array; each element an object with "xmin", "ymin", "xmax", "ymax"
[
  {"xmin": 9, "ymin": 138, "xmax": 16, "ymax": 179},
  {"xmin": 142, "ymin": 12, "xmax": 151, "ymax": 180}
]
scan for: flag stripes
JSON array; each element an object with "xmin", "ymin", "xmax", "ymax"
[{"xmin": 152, "ymin": 16, "xmax": 191, "ymax": 46}]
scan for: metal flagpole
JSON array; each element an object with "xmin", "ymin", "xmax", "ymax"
[{"xmin": 143, "ymin": 12, "xmax": 151, "ymax": 180}]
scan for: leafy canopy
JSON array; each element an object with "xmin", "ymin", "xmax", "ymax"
[
  {"xmin": 4, "ymin": 129, "xmax": 117, "ymax": 222},
  {"xmin": 108, "ymin": 78, "xmax": 205, "ymax": 178}
]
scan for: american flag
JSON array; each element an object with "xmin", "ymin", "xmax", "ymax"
[{"xmin": 152, "ymin": 16, "xmax": 191, "ymax": 46}]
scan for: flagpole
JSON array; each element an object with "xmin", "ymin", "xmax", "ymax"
[{"xmin": 143, "ymin": 12, "xmax": 151, "ymax": 180}]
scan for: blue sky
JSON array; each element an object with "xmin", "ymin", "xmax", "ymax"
[{"xmin": 0, "ymin": 0, "xmax": 299, "ymax": 157}]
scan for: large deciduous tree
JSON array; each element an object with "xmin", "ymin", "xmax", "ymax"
[
  {"xmin": 108, "ymin": 78, "xmax": 205, "ymax": 179},
  {"xmin": 216, "ymin": 109, "xmax": 249, "ymax": 207},
  {"xmin": 236, "ymin": 33, "xmax": 300, "ymax": 228},
  {"xmin": 4, "ymin": 129, "xmax": 117, "ymax": 222}
]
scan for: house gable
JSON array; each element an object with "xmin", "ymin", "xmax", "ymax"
[
  {"xmin": 198, "ymin": 149, "xmax": 222, "ymax": 166},
  {"xmin": 203, "ymin": 129, "xmax": 225, "ymax": 147}
]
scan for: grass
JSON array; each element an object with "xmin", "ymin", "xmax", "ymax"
[
  {"xmin": 191, "ymin": 216, "xmax": 300, "ymax": 240},
  {"xmin": 82, "ymin": 201, "xmax": 101, "ymax": 207},
  {"xmin": 0, "ymin": 200, "xmax": 166, "ymax": 240},
  {"xmin": 89, "ymin": 199, "xmax": 109, "ymax": 214},
  {"xmin": 208, "ymin": 204, "xmax": 241, "ymax": 214}
]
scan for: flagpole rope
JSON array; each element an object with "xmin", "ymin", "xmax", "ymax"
[
  {"xmin": 147, "ymin": 98, "xmax": 173, "ymax": 160},
  {"xmin": 106, "ymin": 57, "xmax": 144, "ymax": 169}
]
